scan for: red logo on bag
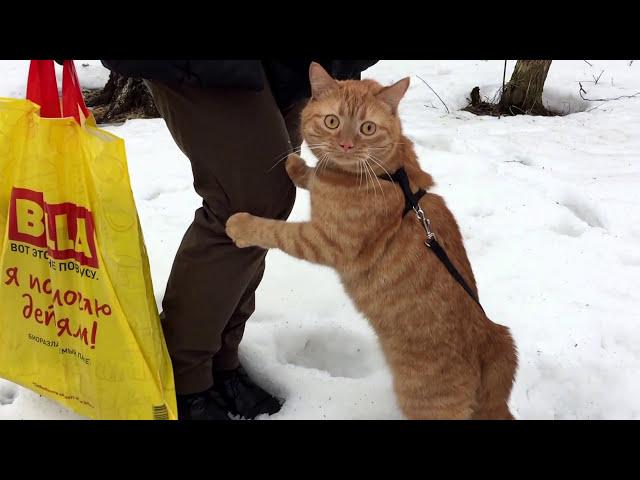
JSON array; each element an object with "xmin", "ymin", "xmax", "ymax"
[{"xmin": 8, "ymin": 188, "xmax": 98, "ymax": 268}]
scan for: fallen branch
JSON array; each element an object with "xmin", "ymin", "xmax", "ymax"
[
  {"xmin": 593, "ymin": 70, "xmax": 604, "ymax": 84},
  {"xmin": 579, "ymin": 82, "xmax": 588, "ymax": 96},
  {"xmin": 586, "ymin": 103, "xmax": 607, "ymax": 112},
  {"xmin": 584, "ymin": 60, "xmax": 593, "ymax": 67},
  {"xmin": 416, "ymin": 74, "xmax": 450, "ymax": 114},
  {"xmin": 579, "ymin": 82, "xmax": 640, "ymax": 102}
]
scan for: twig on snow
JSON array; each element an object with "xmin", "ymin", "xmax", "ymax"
[{"xmin": 416, "ymin": 74, "xmax": 450, "ymax": 114}]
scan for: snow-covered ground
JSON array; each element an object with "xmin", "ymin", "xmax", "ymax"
[{"xmin": 1, "ymin": 60, "xmax": 639, "ymax": 420}]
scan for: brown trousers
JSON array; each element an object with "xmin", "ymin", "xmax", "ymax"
[{"xmin": 145, "ymin": 73, "xmax": 305, "ymax": 394}]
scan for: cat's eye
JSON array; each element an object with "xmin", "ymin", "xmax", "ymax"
[
  {"xmin": 360, "ymin": 121, "xmax": 377, "ymax": 136},
  {"xmin": 324, "ymin": 115, "xmax": 340, "ymax": 129}
]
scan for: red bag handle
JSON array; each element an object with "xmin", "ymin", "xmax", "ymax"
[
  {"xmin": 61, "ymin": 60, "xmax": 91, "ymax": 123},
  {"xmin": 26, "ymin": 60, "xmax": 61, "ymax": 118},
  {"xmin": 26, "ymin": 60, "xmax": 91, "ymax": 124}
]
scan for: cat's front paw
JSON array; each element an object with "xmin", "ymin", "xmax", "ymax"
[
  {"xmin": 226, "ymin": 212, "xmax": 258, "ymax": 248},
  {"xmin": 285, "ymin": 153, "xmax": 309, "ymax": 183}
]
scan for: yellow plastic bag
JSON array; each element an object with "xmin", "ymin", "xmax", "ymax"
[{"xmin": 0, "ymin": 60, "xmax": 177, "ymax": 420}]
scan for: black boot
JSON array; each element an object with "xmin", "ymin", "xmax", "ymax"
[
  {"xmin": 212, "ymin": 366, "xmax": 282, "ymax": 419},
  {"xmin": 177, "ymin": 387, "xmax": 232, "ymax": 421}
]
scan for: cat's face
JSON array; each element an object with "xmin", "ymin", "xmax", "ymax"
[{"xmin": 301, "ymin": 63, "xmax": 410, "ymax": 175}]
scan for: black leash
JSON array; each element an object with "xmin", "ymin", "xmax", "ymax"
[{"xmin": 380, "ymin": 168, "xmax": 485, "ymax": 313}]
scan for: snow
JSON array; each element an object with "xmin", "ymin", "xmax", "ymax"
[{"xmin": 1, "ymin": 59, "xmax": 639, "ymax": 420}]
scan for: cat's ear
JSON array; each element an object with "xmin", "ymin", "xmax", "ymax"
[
  {"xmin": 309, "ymin": 62, "xmax": 338, "ymax": 98},
  {"xmin": 376, "ymin": 77, "xmax": 410, "ymax": 113}
]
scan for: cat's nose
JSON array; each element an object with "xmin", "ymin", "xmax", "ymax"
[{"xmin": 339, "ymin": 141, "xmax": 354, "ymax": 151}]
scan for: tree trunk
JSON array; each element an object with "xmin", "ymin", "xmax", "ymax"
[
  {"xmin": 499, "ymin": 60, "xmax": 552, "ymax": 115},
  {"xmin": 84, "ymin": 71, "xmax": 159, "ymax": 124}
]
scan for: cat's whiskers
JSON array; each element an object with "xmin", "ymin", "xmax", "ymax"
[
  {"xmin": 267, "ymin": 143, "xmax": 330, "ymax": 172},
  {"xmin": 367, "ymin": 142, "xmax": 405, "ymax": 158},
  {"xmin": 368, "ymin": 142, "xmax": 406, "ymax": 149},
  {"xmin": 365, "ymin": 152, "xmax": 393, "ymax": 181},
  {"xmin": 320, "ymin": 155, "xmax": 332, "ymax": 176},
  {"xmin": 360, "ymin": 159, "xmax": 372, "ymax": 194},
  {"xmin": 311, "ymin": 156, "xmax": 323, "ymax": 185},
  {"xmin": 308, "ymin": 144, "xmax": 334, "ymax": 164},
  {"xmin": 311, "ymin": 153, "xmax": 330, "ymax": 186},
  {"xmin": 361, "ymin": 159, "xmax": 381, "ymax": 206},
  {"xmin": 364, "ymin": 159, "xmax": 385, "ymax": 203},
  {"xmin": 366, "ymin": 153, "xmax": 401, "ymax": 204},
  {"xmin": 267, "ymin": 146, "xmax": 304, "ymax": 172},
  {"xmin": 359, "ymin": 160, "xmax": 370, "ymax": 192}
]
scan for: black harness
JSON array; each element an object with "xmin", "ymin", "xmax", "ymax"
[{"xmin": 380, "ymin": 168, "xmax": 484, "ymax": 313}]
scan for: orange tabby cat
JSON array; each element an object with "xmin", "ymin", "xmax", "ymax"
[{"xmin": 226, "ymin": 63, "xmax": 517, "ymax": 419}]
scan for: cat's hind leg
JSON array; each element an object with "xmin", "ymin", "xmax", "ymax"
[{"xmin": 393, "ymin": 364, "xmax": 481, "ymax": 420}]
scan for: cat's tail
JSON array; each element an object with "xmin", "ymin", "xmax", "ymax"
[{"xmin": 473, "ymin": 324, "xmax": 518, "ymax": 420}]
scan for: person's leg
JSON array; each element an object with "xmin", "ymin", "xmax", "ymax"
[
  {"xmin": 145, "ymin": 73, "xmax": 296, "ymax": 398},
  {"xmin": 205, "ymin": 97, "xmax": 308, "ymax": 419},
  {"xmin": 212, "ymin": 97, "xmax": 308, "ymax": 371}
]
